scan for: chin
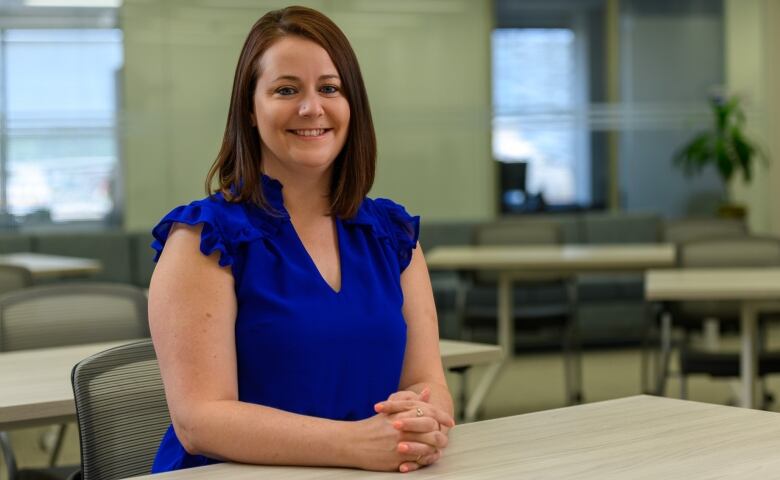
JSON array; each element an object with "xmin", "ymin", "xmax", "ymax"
[
  {"xmin": 288, "ymin": 157, "xmax": 337, "ymax": 173},
  {"xmin": 289, "ymin": 152, "xmax": 339, "ymax": 168}
]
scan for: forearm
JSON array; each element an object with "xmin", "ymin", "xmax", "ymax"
[{"xmin": 179, "ymin": 400, "xmax": 359, "ymax": 468}]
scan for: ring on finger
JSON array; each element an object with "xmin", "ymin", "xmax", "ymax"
[
  {"xmin": 415, "ymin": 454, "xmax": 423, "ymax": 464},
  {"xmin": 416, "ymin": 407, "xmax": 424, "ymax": 417}
]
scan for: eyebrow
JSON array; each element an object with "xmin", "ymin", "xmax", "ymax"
[{"xmin": 270, "ymin": 74, "xmax": 340, "ymax": 83}]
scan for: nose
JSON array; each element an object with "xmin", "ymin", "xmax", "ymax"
[{"xmin": 298, "ymin": 91, "xmax": 324, "ymax": 118}]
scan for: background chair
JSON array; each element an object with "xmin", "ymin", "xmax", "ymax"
[
  {"xmin": 0, "ymin": 283, "xmax": 149, "ymax": 480},
  {"xmin": 662, "ymin": 218, "xmax": 747, "ymax": 244},
  {"xmin": 641, "ymin": 218, "xmax": 750, "ymax": 391},
  {"xmin": 0, "ymin": 283, "xmax": 148, "ymax": 352},
  {"xmin": 71, "ymin": 339, "xmax": 169, "ymax": 480},
  {"xmin": 0, "ymin": 265, "xmax": 33, "ymax": 295},
  {"xmin": 655, "ymin": 236, "xmax": 780, "ymax": 404},
  {"xmin": 461, "ymin": 220, "xmax": 582, "ymax": 404}
]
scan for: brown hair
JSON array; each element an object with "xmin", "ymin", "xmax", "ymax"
[{"xmin": 205, "ymin": 5, "xmax": 376, "ymax": 218}]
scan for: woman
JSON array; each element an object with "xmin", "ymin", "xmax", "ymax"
[{"xmin": 148, "ymin": 5, "xmax": 454, "ymax": 474}]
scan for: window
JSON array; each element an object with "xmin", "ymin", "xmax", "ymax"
[
  {"xmin": 0, "ymin": 27, "xmax": 122, "ymax": 225},
  {"xmin": 492, "ymin": 27, "xmax": 590, "ymax": 212}
]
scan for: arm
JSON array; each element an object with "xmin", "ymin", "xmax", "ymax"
[
  {"xmin": 374, "ymin": 244, "xmax": 455, "ymax": 472},
  {"xmin": 395, "ymin": 243, "xmax": 454, "ymax": 419},
  {"xmin": 149, "ymin": 224, "xmax": 428, "ymax": 471}
]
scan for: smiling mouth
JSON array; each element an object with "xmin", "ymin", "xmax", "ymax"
[{"xmin": 288, "ymin": 128, "xmax": 332, "ymax": 137}]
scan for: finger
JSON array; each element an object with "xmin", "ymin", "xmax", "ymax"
[
  {"xmin": 397, "ymin": 441, "xmax": 437, "ymax": 458},
  {"xmin": 374, "ymin": 399, "xmax": 419, "ymax": 414},
  {"xmin": 399, "ymin": 461, "xmax": 420, "ymax": 473},
  {"xmin": 386, "ymin": 391, "xmax": 418, "ymax": 402},
  {"xmin": 394, "ymin": 407, "xmax": 454, "ymax": 429},
  {"xmin": 399, "ymin": 430, "xmax": 449, "ymax": 450},
  {"xmin": 392, "ymin": 417, "xmax": 440, "ymax": 433},
  {"xmin": 418, "ymin": 450, "xmax": 441, "ymax": 466},
  {"xmin": 419, "ymin": 387, "xmax": 431, "ymax": 402},
  {"xmin": 375, "ymin": 395, "xmax": 419, "ymax": 413},
  {"xmin": 424, "ymin": 450, "xmax": 442, "ymax": 465},
  {"xmin": 398, "ymin": 449, "xmax": 440, "ymax": 473},
  {"xmin": 384, "ymin": 387, "xmax": 431, "ymax": 405},
  {"xmin": 381, "ymin": 402, "xmax": 455, "ymax": 427}
]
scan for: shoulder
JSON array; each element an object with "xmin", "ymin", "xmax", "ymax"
[
  {"xmin": 348, "ymin": 197, "xmax": 420, "ymax": 272},
  {"xmin": 153, "ymin": 194, "xmax": 249, "ymax": 239},
  {"xmin": 356, "ymin": 197, "xmax": 417, "ymax": 224},
  {"xmin": 151, "ymin": 194, "xmax": 268, "ymax": 267}
]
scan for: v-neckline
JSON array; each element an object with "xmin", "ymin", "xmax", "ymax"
[{"xmin": 289, "ymin": 216, "xmax": 344, "ymax": 295}]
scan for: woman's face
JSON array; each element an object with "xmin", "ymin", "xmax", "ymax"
[{"xmin": 252, "ymin": 36, "xmax": 351, "ymax": 177}]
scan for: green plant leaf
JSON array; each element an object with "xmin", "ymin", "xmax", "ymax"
[
  {"xmin": 673, "ymin": 133, "xmax": 713, "ymax": 176},
  {"xmin": 672, "ymin": 95, "xmax": 765, "ymax": 185},
  {"xmin": 731, "ymin": 126, "xmax": 755, "ymax": 181}
]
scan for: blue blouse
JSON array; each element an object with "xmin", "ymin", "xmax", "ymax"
[{"xmin": 149, "ymin": 175, "xmax": 419, "ymax": 473}]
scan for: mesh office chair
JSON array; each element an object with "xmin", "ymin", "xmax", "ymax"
[
  {"xmin": 71, "ymin": 340, "xmax": 169, "ymax": 480},
  {"xmin": 656, "ymin": 236, "xmax": 780, "ymax": 402},
  {"xmin": 462, "ymin": 220, "xmax": 582, "ymax": 404},
  {"xmin": 0, "ymin": 283, "xmax": 149, "ymax": 480},
  {"xmin": 0, "ymin": 283, "xmax": 148, "ymax": 351}
]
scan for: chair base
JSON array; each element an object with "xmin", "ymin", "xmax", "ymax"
[{"xmin": 680, "ymin": 349, "xmax": 780, "ymax": 377}]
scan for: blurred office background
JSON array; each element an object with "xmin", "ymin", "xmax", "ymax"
[
  {"xmin": 0, "ymin": 0, "xmax": 775, "ymax": 232},
  {"xmin": 1, "ymin": 0, "xmax": 780, "ymax": 476}
]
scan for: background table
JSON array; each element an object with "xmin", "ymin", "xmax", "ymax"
[
  {"xmin": 427, "ymin": 244, "xmax": 675, "ymax": 415},
  {"xmin": 128, "ymin": 395, "xmax": 780, "ymax": 479},
  {"xmin": 645, "ymin": 267, "xmax": 780, "ymax": 408},
  {"xmin": 0, "ymin": 340, "xmax": 499, "ymax": 431},
  {"xmin": 438, "ymin": 339, "xmax": 501, "ymax": 370},
  {"xmin": 439, "ymin": 339, "xmax": 501, "ymax": 421},
  {"xmin": 0, "ymin": 341, "xmax": 129, "ymax": 430},
  {"xmin": 0, "ymin": 253, "xmax": 102, "ymax": 280}
]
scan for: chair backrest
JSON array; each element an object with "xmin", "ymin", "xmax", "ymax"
[
  {"xmin": 473, "ymin": 221, "xmax": 562, "ymax": 284},
  {"xmin": 663, "ymin": 218, "xmax": 747, "ymax": 244},
  {"xmin": 72, "ymin": 339, "xmax": 169, "ymax": 480},
  {"xmin": 0, "ymin": 283, "xmax": 149, "ymax": 352},
  {"xmin": 677, "ymin": 236, "xmax": 780, "ymax": 268},
  {"xmin": 474, "ymin": 220, "xmax": 562, "ymax": 247},
  {"xmin": 0, "ymin": 265, "xmax": 33, "ymax": 295}
]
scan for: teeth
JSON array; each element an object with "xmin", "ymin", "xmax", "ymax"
[{"xmin": 294, "ymin": 129, "xmax": 325, "ymax": 137}]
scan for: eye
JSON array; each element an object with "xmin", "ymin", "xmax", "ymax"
[
  {"xmin": 320, "ymin": 84, "xmax": 340, "ymax": 95},
  {"xmin": 275, "ymin": 86, "xmax": 297, "ymax": 96}
]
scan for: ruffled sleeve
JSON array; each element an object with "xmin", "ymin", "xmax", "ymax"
[
  {"xmin": 151, "ymin": 196, "xmax": 240, "ymax": 268},
  {"xmin": 372, "ymin": 198, "xmax": 420, "ymax": 272}
]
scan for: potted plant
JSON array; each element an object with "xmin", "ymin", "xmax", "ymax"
[{"xmin": 673, "ymin": 94, "xmax": 766, "ymax": 218}]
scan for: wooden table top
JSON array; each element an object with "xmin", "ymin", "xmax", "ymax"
[
  {"xmin": 0, "ymin": 340, "xmax": 131, "ymax": 429},
  {"xmin": 646, "ymin": 267, "xmax": 780, "ymax": 301},
  {"xmin": 0, "ymin": 252, "xmax": 102, "ymax": 279},
  {"xmin": 427, "ymin": 244, "xmax": 675, "ymax": 273},
  {"xmin": 128, "ymin": 395, "xmax": 780, "ymax": 479}
]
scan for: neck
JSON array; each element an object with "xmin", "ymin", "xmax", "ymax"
[{"xmin": 262, "ymin": 163, "xmax": 332, "ymax": 218}]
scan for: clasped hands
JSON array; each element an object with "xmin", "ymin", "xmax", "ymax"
[{"xmin": 367, "ymin": 387, "xmax": 455, "ymax": 473}]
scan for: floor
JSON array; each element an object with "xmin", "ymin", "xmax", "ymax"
[{"xmin": 3, "ymin": 334, "xmax": 780, "ymax": 479}]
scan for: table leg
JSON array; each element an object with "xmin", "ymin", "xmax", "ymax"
[
  {"xmin": 740, "ymin": 303, "xmax": 758, "ymax": 409},
  {"xmin": 654, "ymin": 310, "xmax": 672, "ymax": 396},
  {"xmin": 462, "ymin": 273, "xmax": 512, "ymax": 422},
  {"xmin": 564, "ymin": 277, "xmax": 582, "ymax": 404},
  {"xmin": 498, "ymin": 272, "xmax": 514, "ymax": 355},
  {"xmin": 463, "ymin": 361, "xmax": 502, "ymax": 422}
]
